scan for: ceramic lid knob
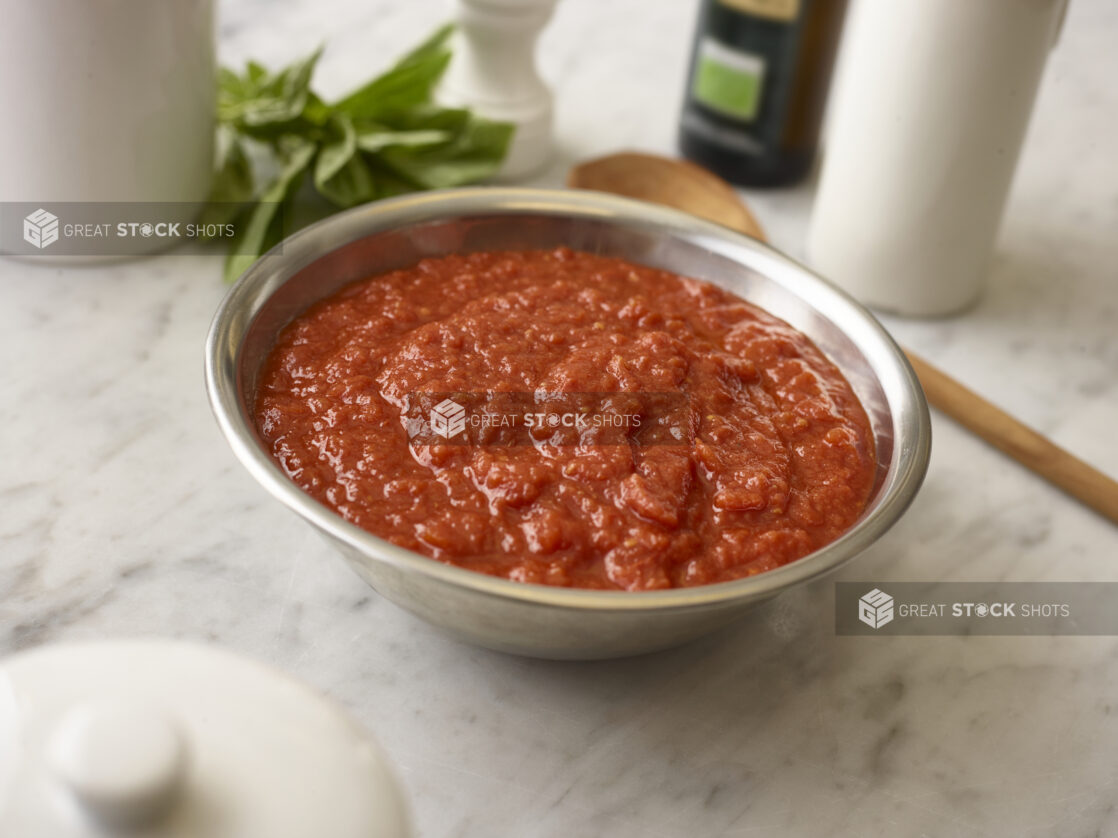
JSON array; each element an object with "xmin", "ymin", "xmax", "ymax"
[
  {"xmin": 48, "ymin": 700, "xmax": 187, "ymax": 827},
  {"xmin": 0, "ymin": 640, "xmax": 411, "ymax": 838}
]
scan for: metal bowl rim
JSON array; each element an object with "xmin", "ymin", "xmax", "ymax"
[{"xmin": 205, "ymin": 187, "xmax": 931, "ymax": 613}]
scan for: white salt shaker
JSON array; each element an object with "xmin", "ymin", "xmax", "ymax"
[
  {"xmin": 0, "ymin": 640, "xmax": 411, "ymax": 838},
  {"xmin": 807, "ymin": 0, "xmax": 1069, "ymax": 316},
  {"xmin": 440, "ymin": 0, "xmax": 560, "ymax": 180}
]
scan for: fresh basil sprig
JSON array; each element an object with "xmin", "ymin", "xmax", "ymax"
[{"xmin": 207, "ymin": 25, "xmax": 514, "ymax": 283}]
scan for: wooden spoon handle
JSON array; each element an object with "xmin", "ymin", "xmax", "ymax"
[{"xmin": 903, "ymin": 350, "xmax": 1118, "ymax": 524}]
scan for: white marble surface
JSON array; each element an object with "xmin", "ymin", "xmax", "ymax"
[{"xmin": 2, "ymin": 0, "xmax": 1117, "ymax": 835}]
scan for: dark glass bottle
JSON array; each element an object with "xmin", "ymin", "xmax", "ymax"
[{"xmin": 679, "ymin": 0, "xmax": 848, "ymax": 188}]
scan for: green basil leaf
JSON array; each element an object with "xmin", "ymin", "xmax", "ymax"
[
  {"xmin": 370, "ymin": 103, "xmax": 472, "ymax": 135},
  {"xmin": 201, "ymin": 126, "xmax": 255, "ymax": 228},
  {"xmin": 396, "ymin": 21, "xmax": 456, "ymax": 67},
  {"xmin": 314, "ymin": 115, "xmax": 379, "ymax": 207},
  {"xmin": 218, "ymin": 47, "xmax": 323, "ymax": 128},
  {"xmin": 364, "ymin": 157, "xmax": 423, "ymax": 198},
  {"xmin": 354, "ymin": 127, "xmax": 451, "ymax": 153},
  {"xmin": 217, "ymin": 67, "xmax": 251, "ymax": 103},
  {"xmin": 302, "ymin": 92, "xmax": 333, "ymax": 128},
  {"xmin": 378, "ymin": 115, "xmax": 514, "ymax": 189},
  {"xmin": 315, "ymin": 115, "xmax": 357, "ymax": 184},
  {"xmin": 317, "ymin": 153, "xmax": 378, "ymax": 208},
  {"xmin": 334, "ymin": 24, "xmax": 453, "ymax": 120},
  {"xmin": 246, "ymin": 60, "xmax": 269, "ymax": 83},
  {"xmin": 223, "ymin": 138, "xmax": 315, "ymax": 283}
]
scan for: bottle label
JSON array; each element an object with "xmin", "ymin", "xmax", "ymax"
[
  {"xmin": 692, "ymin": 37, "xmax": 766, "ymax": 122},
  {"xmin": 717, "ymin": 0, "xmax": 801, "ymax": 22}
]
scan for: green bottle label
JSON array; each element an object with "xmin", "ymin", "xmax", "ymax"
[{"xmin": 692, "ymin": 37, "xmax": 767, "ymax": 122}]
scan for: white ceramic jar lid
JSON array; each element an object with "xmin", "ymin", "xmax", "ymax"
[{"xmin": 0, "ymin": 640, "xmax": 411, "ymax": 838}]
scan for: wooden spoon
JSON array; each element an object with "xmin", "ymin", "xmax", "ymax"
[{"xmin": 569, "ymin": 151, "xmax": 1118, "ymax": 526}]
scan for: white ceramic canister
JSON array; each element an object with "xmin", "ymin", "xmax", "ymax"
[
  {"xmin": 807, "ymin": 0, "xmax": 1068, "ymax": 316},
  {"xmin": 0, "ymin": 0, "xmax": 214, "ymax": 207},
  {"xmin": 0, "ymin": 640, "xmax": 411, "ymax": 838}
]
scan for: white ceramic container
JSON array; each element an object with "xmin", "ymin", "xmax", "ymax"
[
  {"xmin": 0, "ymin": 0, "xmax": 215, "ymax": 206},
  {"xmin": 808, "ymin": 0, "xmax": 1068, "ymax": 316}
]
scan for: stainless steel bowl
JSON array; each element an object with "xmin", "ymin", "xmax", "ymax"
[{"xmin": 205, "ymin": 188, "xmax": 930, "ymax": 659}]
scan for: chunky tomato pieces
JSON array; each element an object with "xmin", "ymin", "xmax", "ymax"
[{"xmin": 256, "ymin": 248, "xmax": 875, "ymax": 590}]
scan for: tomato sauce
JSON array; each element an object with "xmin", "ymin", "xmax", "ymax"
[{"xmin": 255, "ymin": 248, "xmax": 875, "ymax": 590}]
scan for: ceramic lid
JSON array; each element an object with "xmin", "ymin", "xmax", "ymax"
[{"xmin": 0, "ymin": 640, "xmax": 411, "ymax": 838}]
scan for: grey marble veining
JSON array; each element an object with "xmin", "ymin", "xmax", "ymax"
[{"xmin": 2, "ymin": 0, "xmax": 1117, "ymax": 836}]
